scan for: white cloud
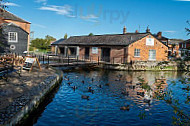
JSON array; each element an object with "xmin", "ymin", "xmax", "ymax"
[
  {"xmin": 80, "ymin": 14, "xmax": 99, "ymax": 22},
  {"xmin": 39, "ymin": 5, "xmax": 76, "ymax": 17},
  {"xmin": 32, "ymin": 23, "xmax": 46, "ymax": 28},
  {"xmin": 176, "ymin": 0, "xmax": 190, "ymax": 1},
  {"xmin": 35, "ymin": 0, "xmax": 47, "ymax": 5},
  {"xmin": 1, "ymin": 2, "xmax": 20, "ymax": 7},
  {"xmin": 164, "ymin": 31, "xmax": 177, "ymax": 33}
]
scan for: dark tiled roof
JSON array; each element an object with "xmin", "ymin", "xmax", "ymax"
[
  {"xmin": 59, "ymin": 33, "xmax": 150, "ymax": 46},
  {"xmin": 51, "ymin": 38, "xmax": 65, "ymax": 45},
  {"xmin": 168, "ymin": 39, "xmax": 183, "ymax": 45},
  {"xmin": 0, "ymin": 9, "xmax": 30, "ymax": 23},
  {"xmin": 153, "ymin": 34, "xmax": 168, "ymax": 40},
  {"xmin": 180, "ymin": 39, "xmax": 190, "ymax": 44}
]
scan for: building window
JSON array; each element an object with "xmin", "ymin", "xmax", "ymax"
[
  {"xmin": 149, "ymin": 50, "xmax": 156, "ymax": 60},
  {"xmin": 134, "ymin": 49, "xmax": 140, "ymax": 57},
  {"xmin": 162, "ymin": 42, "xmax": 167, "ymax": 45},
  {"xmin": 8, "ymin": 32, "xmax": 18, "ymax": 42},
  {"xmin": 184, "ymin": 43, "xmax": 186, "ymax": 48}
]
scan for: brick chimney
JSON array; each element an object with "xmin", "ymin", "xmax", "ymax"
[
  {"xmin": 157, "ymin": 32, "xmax": 162, "ymax": 39},
  {"xmin": 146, "ymin": 26, "xmax": 150, "ymax": 33},
  {"xmin": 123, "ymin": 26, "xmax": 127, "ymax": 34},
  {"xmin": 135, "ymin": 30, "xmax": 139, "ymax": 33}
]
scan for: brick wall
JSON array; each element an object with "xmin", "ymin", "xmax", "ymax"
[
  {"xmin": 127, "ymin": 35, "xmax": 168, "ymax": 62},
  {"xmin": 110, "ymin": 46, "xmax": 125, "ymax": 63}
]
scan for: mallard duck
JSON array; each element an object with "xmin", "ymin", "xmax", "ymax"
[
  {"xmin": 82, "ymin": 80, "xmax": 85, "ymax": 84},
  {"xmin": 72, "ymin": 86, "xmax": 77, "ymax": 91},
  {"xmin": 121, "ymin": 91, "xmax": 129, "ymax": 96},
  {"xmin": 105, "ymin": 83, "xmax": 110, "ymax": 86},
  {"xmin": 67, "ymin": 82, "xmax": 72, "ymax": 85},
  {"xmin": 120, "ymin": 105, "xmax": 130, "ymax": 111},
  {"xmin": 81, "ymin": 95, "xmax": 89, "ymax": 100},
  {"xmin": 88, "ymin": 87, "xmax": 94, "ymax": 94}
]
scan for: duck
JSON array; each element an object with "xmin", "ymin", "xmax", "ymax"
[
  {"xmin": 121, "ymin": 91, "xmax": 129, "ymax": 96},
  {"xmin": 81, "ymin": 95, "xmax": 89, "ymax": 100},
  {"xmin": 67, "ymin": 82, "xmax": 72, "ymax": 85},
  {"xmin": 72, "ymin": 86, "xmax": 77, "ymax": 91},
  {"xmin": 126, "ymin": 81, "xmax": 132, "ymax": 84},
  {"xmin": 117, "ymin": 74, "xmax": 123, "ymax": 78},
  {"xmin": 105, "ymin": 83, "xmax": 110, "ymax": 86},
  {"xmin": 120, "ymin": 105, "xmax": 130, "ymax": 111},
  {"xmin": 88, "ymin": 87, "xmax": 94, "ymax": 94}
]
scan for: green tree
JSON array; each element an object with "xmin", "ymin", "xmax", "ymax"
[
  {"xmin": 186, "ymin": 21, "xmax": 190, "ymax": 35},
  {"xmin": 89, "ymin": 33, "xmax": 94, "ymax": 36},
  {"xmin": 45, "ymin": 35, "xmax": 56, "ymax": 42},
  {"xmin": 31, "ymin": 35, "xmax": 56, "ymax": 51},
  {"xmin": 64, "ymin": 33, "xmax": 68, "ymax": 39}
]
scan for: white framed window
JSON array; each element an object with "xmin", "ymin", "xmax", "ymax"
[
  {"xmin": 149, "ymin": 50, "xmax": 156, "ymax": 60},
  {"xmin": 8, "ymin": 32, "xmax": 18, "ymax": 42},
  {"xmin": 134, "ymin": 49, "xmax": 140, "ymax": 57}
]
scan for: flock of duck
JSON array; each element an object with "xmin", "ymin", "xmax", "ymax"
[{"xmin": 64, "ymin": 74, "xmax": 132, "ymax": 111}]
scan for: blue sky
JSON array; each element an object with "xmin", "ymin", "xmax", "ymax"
[{"xmin": 5, "ymin": 0, "xmax": 190, "ymax": 40}]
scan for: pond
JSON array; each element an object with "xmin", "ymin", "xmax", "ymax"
[{"xmin": 33, "ymin": 70, "xmax": 190, "ymax": 126}]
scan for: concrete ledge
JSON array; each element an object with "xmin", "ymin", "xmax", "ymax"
[{"xmin": 2, "ymin": 68, "xmax": 63, "ymax": 126}]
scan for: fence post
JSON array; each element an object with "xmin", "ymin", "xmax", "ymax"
[
  {"xmin": 48, "ymin": 55, "xmax": 49, "ymax": 64},
  {"xmin": 59, "ymin": 55, "xmax": 60, "ymax": 63},
  {"xmin": 98, "ymin": 56, "xmax": 99, "ymax": 65},
  {"xmin": 43, "ymin": 55, "xmax": 45, "ymax": 64},
  {"xmin": 77, "ymin": 56, "xmax": 78, "ymax": 65},
  {"xmin": 68, "ymin": 56, "xmax": 69, "ymax": 65}
]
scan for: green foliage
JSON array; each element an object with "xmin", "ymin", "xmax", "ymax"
[
  {"xmin": 89, "ymin": 33, "xmax": 94, "ymax": 36},
  {"xmin": 30, "ymin": 35, "xmax": 56, "ymax": 50},
  {"xmin": 64, "ymin": 33, "xmax": 68, "ymax": 39},
  {"xmin": 0, "ymin": 0, "xmax": 8, "ymax": 9},
  {"xmin": 186, "ymin": 21, "xmax": 190, "ymax": 36}
]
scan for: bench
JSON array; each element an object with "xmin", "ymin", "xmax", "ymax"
[{"xmin": 0, "ymin": 65, "xmax": 21, "ymax": 81}]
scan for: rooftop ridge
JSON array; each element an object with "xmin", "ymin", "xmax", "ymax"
[
  {"xmin": 0, "ymin": 8, "xmax": 30, "ymax": 23},
  {"xmin": 70, "ymin": 32, "xmax": 150, "ymax": 38}
]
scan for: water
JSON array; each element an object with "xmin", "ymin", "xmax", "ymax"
[{"xmin": 33, "ymin": 70, "xmax": 190, "ymax": 126}]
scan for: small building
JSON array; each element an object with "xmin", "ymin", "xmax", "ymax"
[
  {"xmin": 0, "ymin": 23, "xmax": 28, "ymax": 54},
  {"xmin": 56, "ymin": 27, "xmax": 168, "ymax": 63},
  {"xmin": 0, "ymin": 9, "xmax": 30, "ymax": 53},
  {"xmin": 179, "ymin": 39, "xmax": 190, "ymax": 57},
  {"xmin": 51, "ymin": 38, "xmax": 65, "ymax": 55},
  {"xmin": 168, "ymin": 39, "xmax": 183, "ymax": 58},
  {"xmin": 153, "ymin": 32, "xmax": 169, "ymax": 46}
]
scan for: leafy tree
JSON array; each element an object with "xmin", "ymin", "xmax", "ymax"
[
  {"xmin": 186, "ymin": 21, "xmax": 190, "ymax": 35},
  {"xmin": 30, "ymin": 35, "xmax": 56, "ymax": 51},
  {"xmin": 45, "ymin": 35, "xmax": 56, "ymax": 42},
  {"xmin": 0, "ymin": 0, "xmax": 8, "ymax": 9},
  {"xmin": 64, "ymin": 33, "xmax": 68, "ymax": 39},
  {"xmin": 89, "ymin": 33, "xmax": 94, "ymax": 36}
]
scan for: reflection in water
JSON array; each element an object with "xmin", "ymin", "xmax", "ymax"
[{"xmin": 33, "ymin": 70, "xmax": 189, "ymax": 126}]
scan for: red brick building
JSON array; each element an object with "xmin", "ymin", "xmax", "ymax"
[
  {"xmin": 55, "ymin": 27, "xmax": 168, "ymax": 63},
  {"xmin": 179, "ymin": 39, "xmax": 190, "ymax": 57}
]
